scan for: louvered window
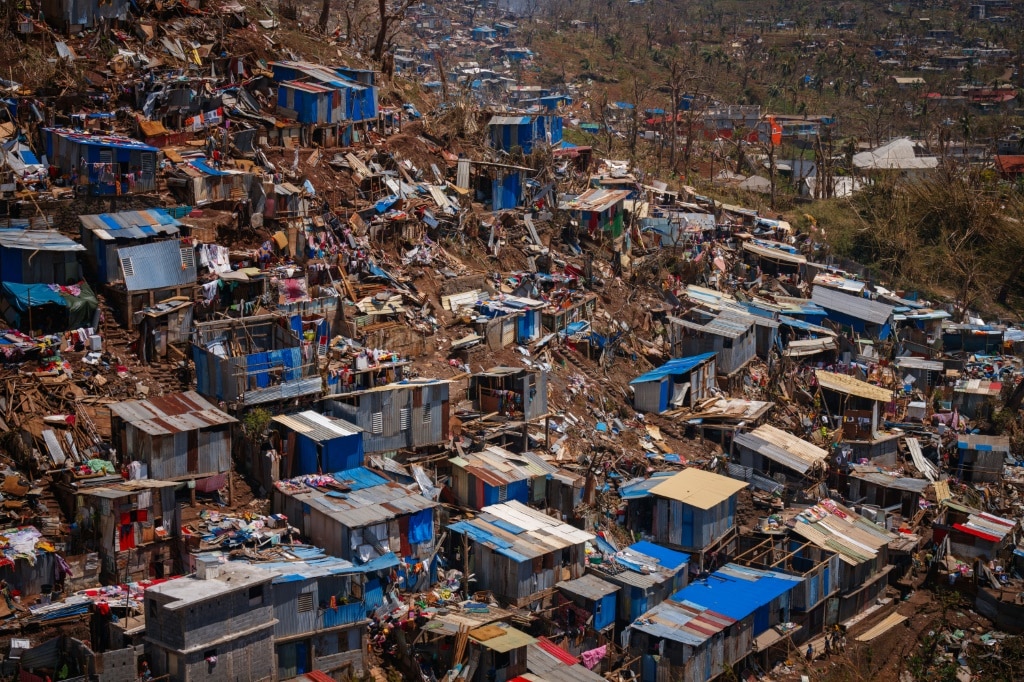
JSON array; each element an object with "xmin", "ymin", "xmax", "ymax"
[
  {"xmin": 297, "ymin": 592, "xmax": 314, "ymax": 613},
  {"xmin": 371, "ymin": 412, "xmax": 383, "ymax": 434},
  {"xmin": 422, "ymin": 404, "xmax": 432, "ymax": 424},
  {"xmin": 497, "ymin": 485, "xmax": 508, "ymax": 502},
  {"xmin": 120, "ymin": 257, "xmax": 135, "ymax": 277},
  {"xmin": 180, "ymin": 247, "xmax": 195, "ymax": 270},
  {"xmin": 400, "ymin": 408, "xmax": 409, "ymax": 430}
]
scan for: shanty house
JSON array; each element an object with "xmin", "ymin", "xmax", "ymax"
[
  {"xmin": 668, "ymin": 312, "xmax": 757, "ymax": 376},
  {"xmin": 471, "ymin": 25, "xmax": 497, "ymax": 40},
  {"xmin": 325, "ymin": 378, "xmax": 450, "ymax": 454},
  {"xmin": 556, "ymin": 574, "xmax": 619, "ymax": 647},
  {"xmin": 449, "ymin": 446, "xmax": 556, "ymax": 510},
  {"xmin": 41, "ymin": 0, "xmax": 130, "ymax": 31},
  {"xmin": 78, "ymin": 209, "xmax": 183, "ymax": 284},
  {"xmin": 672, "ymin": 563, "xmax": 802, "ymax": 653},
  {"xmin": 273, "ymin": 468, "xmax": 438, "ymax": 565},
  {"xmin": 165, "ymin": 160, "xmax": 256, "ymax": 207},
  {"xmin": 811, "ymin": 286, "xmax": 895, "ymax": 340},
  {"xmin": 469, "ymin": 367, "xmax": 548, "ymax": 421},
  {"xmin": 448, "ymin": 500, "xmax": 595, "ymax": 606},
  {"xmin": 588, "ymin": 540, "xmax": 690, "ymax": 622},
  {"xmin": 630, "ymin": 352, "xmax": 717, "ymax": 413},
  {"xmin": 955, "ymin": 434, "xmax": 1010, "ymax": 483},
  {"xmin": 0, "ymin": 229, "xmax": 84, "ymax": 284},
  {"xmin": 933, "ymin": 502, "xmax": 1017, "ymax": 561},
  {"xmin": 731, "ymin": 425, "xmax": 829, "ymax": 489},
  {"xmin": 630, "ymin": 468, "xmax": 747, "ymax": 570},
  {"xmin": 787, "ymin": 499, "xmax": 898, "ymax": 621},
  {"xmin": 627, "ymin": 599, "xmax": 736, "ymax": 682},
  {"xmin": 475, "ymin": 294, "xmax": 546, "ymax": 345},
  {"xmin": 107, "ymin": 239, "xmax": 197, "ymax": 329},
  {"xmin": 192, "ymin": 315, "xmax": 323, "ymax": 408},
  {"xmin": 144, "ymin": 563, "xmax": 276, "ymax": 682},
  {"xmin": 942, "ymin": 323, "xmax": 1004, "ymax": 353},
  {"xmin": 42, "ymin": 128, "xmax": 158, "ymax": 195},
  {"xmin": 952, "ymin": 379, "xmax": 1003, "ymax": 420},
  {"xmin": 260, "ymin": 411, "xmax": 365, "ymax": 492},
  {"xmin": 0, "ymin": 281, "xmax": 98, "ymax": 335},
  {"xmin": 814, "ymin": 370, "xmax": 897, "ymax": 462},
  {"xmin": 559, "ymin": 188, "xmax": 630, "ymax": 238},
  {"xmin": 527, "ymin": 638, "xmax": 606, "ymax": 682},
  {"xmin": 108, "ymin": 391, "xmax": 238, "ymax": 483},
  {"xmin": 0, "ymin": 528, "xmax": 69, "ymax": 599},
  {"xmin": 74, "ymin": 479, "xmax": 179, "ymax": 584},
  {"xmin": 193, "ymin": 549, "xmax": 394, "ymax": 679},
  {"xmin": 741, "ymin": 238, "xmax": 807, "ymax": 276},
  {"xmin": 844, "ymin": 465, "xmax": 932, "ymax": 518},
  {"xmin": 893, "ymin": 356, "xmax": 945, "ymax": 393},
  {"xmin": 277, "ymin": 81, "xmax": 345, "ymax": 125}
]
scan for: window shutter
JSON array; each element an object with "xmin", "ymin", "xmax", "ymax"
[
  {"xmin": 120, "ymin": 257, "xmax": 135, "ymax": 277},
  {"xmin": 400, "ymin": 408, "xmax": 409, "ymax": 430},
  {"xmin": 498, "ymin": 484, "xmax": 508, "ymax": 502},
  {"xmin": 180, "ymin": 247, "xmax": 195, "ymax": 270},
  {"xmin": 422, "ymin": 404, "xmax": 431, "ymax": 424},
  {"xmin": 297, "ymin": 592, "xmax": 314, "ymax": 613},
  {"xmin": 371, "ymin": 412, "xmax": 383, "ymax": 434}
]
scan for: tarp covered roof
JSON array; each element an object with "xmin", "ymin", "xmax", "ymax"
[{"xmin": 630, "ymin": 352, "xmax": 717, "ymax": 385}]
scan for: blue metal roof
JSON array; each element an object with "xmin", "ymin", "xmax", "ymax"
[
  {"xmin": 627, "ymin": 541, "xmax": 690, "ymax": 572},
  {"xmin": 671, "ymin": 563, "xmax": 801, "ymax": 621},
  {"xmin": 79, "ymin": 209, "xmax": 182, "ymax": 240},
  {"xmin": 630, "ymin": 352, "xmax": 717, "ymax": 385},
  {"xmin": 332, "ymin": 467, "xmax": 389, "ymax": 491},
  {"xmin": 777, "ymin": 315, "xmax": 833, "ymax": 333},
  {"xmin": 618, "ymin": 472, "xmax": 676, "ymax": 500}
]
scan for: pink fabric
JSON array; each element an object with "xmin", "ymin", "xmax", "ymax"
[{"xmin": 581, "ymin": 645, "xmax": 607, "ymax": 669}]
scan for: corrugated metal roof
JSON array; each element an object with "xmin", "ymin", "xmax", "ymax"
[
  {"xmin": 488, "ymin": 115, "xmax": 532, "ymax": 125},
  {"xmin": 556, "ymin": 574, "xmax": 619, "ymax": 600},
  {"xmin": 448, "ymin": 500, "xmax": 595, "ymax": 562},
  {"xmin": 451, "ymin": 446, "xmax": 556, "ymax": 486},
  {"xmin": 649, "ymin": 468, "xmax": 748, "ymax": 510},
  {"xmin": 629, "ymin": 599, "xmax": 735, "ymax": 646},
  {"xmin": 893, "ymin": 356, "xmax": 944, "ymax": 372},
  {"xmin": 276, "ymin": 468, "xmax": 436, "ymax": 529},
  {"xmin": 526, "ymin": 641, "xmax": 605, "ymax": 682},
  {"xmin": 815, "ymin": 370, "xmax": 893, "ymax": 402},
  {"xmin": 630, "ymin": 352, "xmax": 717, "ymax": 385},
  {"xmin": 788, "ymin": 499, "xmax": 896, "ymax": 566},
  {"xmin": 618, "ymin": 472, "xmax": 676, "ymax": 500},
  {"xmin": 469, "ymin": 623, "xmax": 537, "ymax": 652},
  {"xmin": 733, "ymin": 425, "xmax": 828, "ymax": 475},
  {"xmin": 117, "ymin": 239, "xmax": 197, "ymax": 292},
  {"xmin": 743, "ymin": 239, "xmax": 806, "ymax": 265},
  {"xmin": 848, "ymin": 466, "xmax": 931, "ymax": 493},
  {"xmin": 558, "ymin": 188, "xmax": 631, "ymax": 213},
  {"xmin": 0, "ymin": 229, "xmax": 85, "ymax": 252},
  {"xmin": 954, "ymin": 379, "xmax": 1002, "ymax": 396},
  {"xmin": 109, "ymin": 391, "xmax": 238, "ymax": 433},
  {"xmin": 626, "ymin": 541, "xmax": 690, "ymax": 572},
  {"xmin": 812, "ymin": 286, "xmax": 894, "ymax": 325},
  {"xmin": 79, "ymin": 209, "xmax": 181, "ymax": 241},
  {"xmin": 671, "ymin": 563, "xmax": 802, "ymax": 621},
  {"xmin": 273, "ymin": 410, "xmax": 363, "ymax": 442}
]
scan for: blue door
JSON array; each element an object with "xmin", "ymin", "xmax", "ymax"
[{"xmin": 295, "ymin": 641, "xmax": 309, "ymax": 675}]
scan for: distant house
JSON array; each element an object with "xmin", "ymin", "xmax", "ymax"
[
  {"xmin": 555, "ymin": 574, "xmax": 619, "ymax": 656},
  {"xmin": 852, "ymin": 138, "xmax": 938, "ymax": 179},
  {"xmin": 475, "ymin": 294, "xmax": 546, "ymax": 345},
  {"xmin": 324, "ymin": 378, "xmax": 450, "ymax": 454},
  {"xmin": 487, "ymin": 114, "xmax": 563, "ymax": 154},
  {"xmin": 275, "ymin": 81, "xmax": 346, "ymax": 146},
  {"xmin": 787, "ymin": 499, "xmax": 899, "ymax": 621},
  {"xmin": 588, "ymin": 540, "xmax": 689, "ymax": 621},
  {"xmin": 630, "ymin": 352, "xmax": 718, "ymax": 413},
  {"xmin": 448, "ymin": 500, "xmax": 595, "ymax": 606},
  {"xmin": 269, "ymin": 61, "xmax": 379, "ymax": 144},
  {"xmin": 469, "ymin": 367, "xmax": 548, "ymax": 422},
  {"xmin": 812, "ymin": 286, "xmax": 895, "ymax": 339},
  {"xmin": 273, "ymin": 467, "xmax": 437, "ymax": 564},
  {"xmin": 741, "ymin": 237, "xmax": 807, "ymax": 276},
  {"xmin": 43, "ymin": 128, "xmax": 158, "ymax": 195},
  {"xmin": 731, "ymin": 424, "xmax": 829, "ymax": 489},
  {"xmin": 165, "ymin": 159, "xmax": 256, "ymax": 207},
  {"xmin": 933, "ymin": 501, "xmax": 1017, "ymax": 561},
  {"xmin": 955, "ymin": 434, "xmax": 1010, "ymax": 483},
  {"xmin": 471, "ymin": 25, "xmax": 497, "ymax": 40},
  {"xmin": 42, "ymin": 0, "xmax": 130, "ymax": 32},
  {"xmin": 78, "ymin": 209, "xmax": 183, "ymax": 284},
  {"xmin": 558, "ymin": 188, "xmax": 630, "ymax": 238},
  {"xmin": 144, "ymin": 563, "xmax": 276, "ymax": 682},
  {"xmin": 942, "ymin": 323, "xmax": 1004, "ymax": 353},
  {"xmin": 994, "ymin": 155, "xmax": 1024, "ymax": 179},
  {"xmin": 108, "ymin": 391, "xmax": 238, "ymax": 483},
  {"xmin": 106, "ymin": 239, "xmax": 197, "ymax": 330},
  {"xmin": 626, "ymin": 468, "xmax": 747, "ymax": 570},
  {"xmin": 815, "ymin": 369, "xmax": 898, "ymax": 462},
  {"xmin": 192, "ymin": 315, "xmax": 323, "ymax": 408}
]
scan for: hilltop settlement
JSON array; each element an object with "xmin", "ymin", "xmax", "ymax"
[{"xmin": 0, "ymin": 2, "xmax": 1023, "ymax": 682}]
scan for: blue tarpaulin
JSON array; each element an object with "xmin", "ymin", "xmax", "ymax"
[
  {"xmin": 407, "ymin": 508, "xmax": 433, "ymax": 544},
  {"xmin": 0, "ymin": 282, "xmax": 67, "ymax": 311}
]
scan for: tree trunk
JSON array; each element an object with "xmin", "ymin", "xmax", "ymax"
[
  {"xmin": 372, "ymin": 0, "xmax": 389, "ymax": 62},
  {"xmin": 318, "ymin": 0, "xmax": 331, "ymax": 34}
]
